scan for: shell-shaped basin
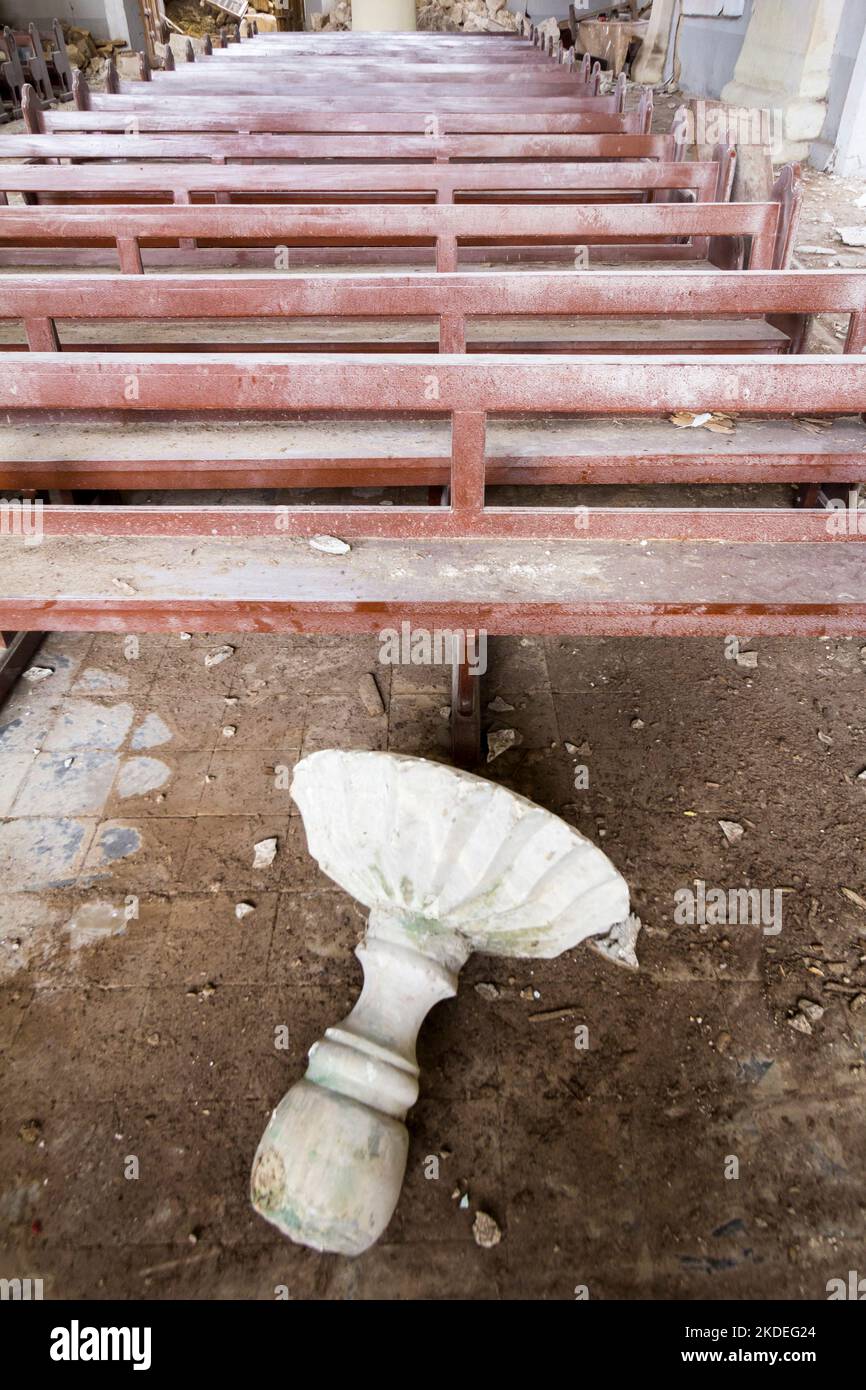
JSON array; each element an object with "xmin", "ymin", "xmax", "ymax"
[{"xmin": 291, "ymin": 750, "xmax": 629, "ymax": 959}]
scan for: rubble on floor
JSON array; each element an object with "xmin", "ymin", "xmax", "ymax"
[
  {"xmin": 60, "ymin": 25, "xmax": 127, "ymax": 88},
  {"xmin": 312, "ymin": 2, "xmax": 534, "ymax": 34}
]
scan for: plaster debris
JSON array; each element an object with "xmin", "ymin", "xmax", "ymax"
[
  {"xmin": 312, "ymin": 2, "xmax": 528, "ymax": 33},
  {"xmin": 487, "ymin": 728, "xmax": 523, "ymax": 761},
  {"xmin": 235, "ymin": 902, "xmax": 256, "ymax": 921},
  {"xmin": 474, "ymin": 982, "xmax": 500, "ymax": 1001},
  {"xmin": 488, "ymin": 696, "xmax": 515, "ymax": 713},
  {"xmin": 836, "ymin": 226, "xmax": 866, "ymax": 247},
  {"xmin": 798, "ymin": 999, "xmax": 825, "ymax": 1024},
  {"xmin": 112, "ymin": 577, "xmax": 138, "ymax": 594},
  {"xmin": 788, "ymin": 1013, "xmax": 813, "ymax": 1035},
  {"xmin": 670, "ymin": 411, "xmax": 736, "ymax": 434},
  {"xmin": 358, "ymin": 674, "xmax": 386, "ymax": 717},
  {"xmin": 253, "ymin": 837, "xmax": 278, "ymax": 870},
  {"xmin": 473, "ymin": 1211, "xmax": 502, "ymax": 1248},
  {"xmin": 589, "ymin": 913, "xmax": 642, "ymax": 970},
  {"xmin": 222, "ymin": 726, "xmax": 237, "ymax": 739},
  {"xmin": 630, "ymin": 718, "xmax": 645, "ymax": 730},
  {"xmin": 187, "ymin": 981, "xmax": 217, "ymax": 1000},
  {"xmin": 204, "ymin": 644, "xmax": 235, "ymax": 668},
  {"xmin": 736, "ymin": 648, "xmax": 759, "ymax": 668},
  {"xmin": 21, "ymin": 667, "xmax": 54, "ymax": 683},
  {"xmin": 309, "ymin": 535, "xmax": 351, "ymax": 555},
  {"xmin": 64, "ymin": 901, "xmax": 127, "ymax": 950},
  {"xmin": 719, "ymin": 820, "xmax": 745, "ymax": 845}
]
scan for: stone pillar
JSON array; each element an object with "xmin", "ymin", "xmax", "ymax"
[
  {"xmin": 721, "ymin": 0, "xmax": 846, "ymax": 162},
  {"xmin": 833, "ymin": 21, "xmax": 866, "ymax": 175},
  {"xmin": 631, "ymin": 0, "xmax": 678, "ymax": 86},
  {"xmin": 353, "ymin": 0, "xmax": 417, "ymax": 29}
]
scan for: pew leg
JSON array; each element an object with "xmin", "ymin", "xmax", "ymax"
[
  {"xmin": 426, "ymin": 482, "xmax": 484, "ymax": 769},
  {"xmin": 796, "ymin": 483, "xmax": 853, "ymax": 510},
  {"xmin": 796, "ymin": 483, "xmax": 821, "ymax": 510},
  {"xmin": 451, "ymin": 655, "xmax": 482, "ymax": 771},
  {"xmin": 0, "ymin": 631, "xmax": 45, "ymax": 710}
]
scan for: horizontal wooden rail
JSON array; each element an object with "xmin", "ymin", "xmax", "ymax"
[
  {"xmin": 0, "ymin": 159, "xmax": 717, "ymax": 209},
  {"xmin": 98, "ymin": 83, "xmax": 611, "ymax": 113},
  {"xmin": 0, "ymin": 201, "xmax": 782, "ymax": 272},
  {"xmin": 5, "ymin": 506, "xmax": 860, "ymax": 545},
  {"xmin": 2, "ymin": 268, "xmax": 860, "ymax": 322},
  {"xmin": 5, "ymin": 131, "xmax": 679, "ymax": 166},
  {"xmin": 35, "ymin": 101, "xmax": 637, "ymax": 133},
  {"xmin": 2, "ymin": 590, "xmax": 860, "ymax": 640},
  {"xmin": 2, "ymin": 352, "xmax": 861, "ymax": 415},
  {"xmin": 158, "ymin": 59, "xmax": 586, "ymax": 78}
]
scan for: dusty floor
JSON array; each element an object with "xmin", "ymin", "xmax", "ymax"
[
  {"xmin": 1, "ymin": 86, "xmax": 865, "ymax": 1303},
  {"xmin": 1, "ymin": 629, "xmax": 864, "ymax": 1300}
]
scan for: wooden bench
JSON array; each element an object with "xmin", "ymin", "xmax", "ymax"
[
  {"xmin": 24, "ymin": 85, "xmax": 657, "ymax": 147},
  {"xmin": 1, "ymin": 267, "xmax": 836, "ymax": 362},
  {"xmin": 0, "ymin": 355, "xmax": 863, "ymax": 653},
  {"xmin": 204, "ymin": 23, "xmax": 568, "ymax": 62},
  {"xmin": 0, "ymin": 192, "xmax": 800, "ymax": 275},
  {"xmin": 186, "ymin": 46, "xmax": 589, "ymax": 78},
  {"xmin": 3, "ymin": 148, "xmax": 728, "ymax": 212},
  {"xmin": 101, "ymin": 51, "xmax": 610, "ymax": 113},
  {"xmin": 1, "ymin": 22, "xmax": 73, "ymax": 113},
  {"xmin": 67, "ymin": 72, "xmax": 643, "ymax": 132}
]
